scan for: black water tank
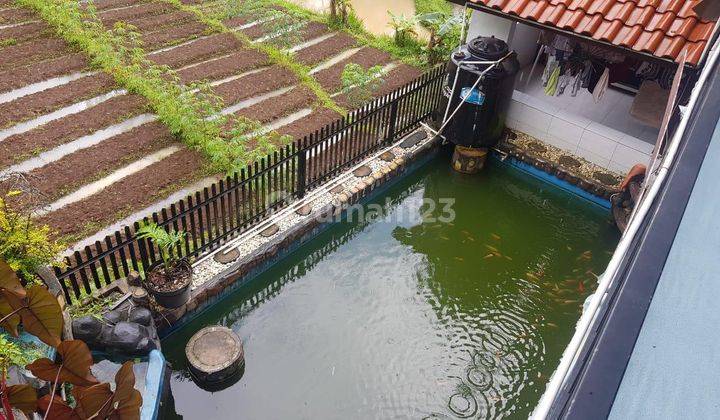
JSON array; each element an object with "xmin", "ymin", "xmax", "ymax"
[{"xmin": 437, "ymin": 36, "xmax": 520, "ymax": 148}]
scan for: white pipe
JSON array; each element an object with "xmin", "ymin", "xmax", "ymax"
[{"xmin": 531, "ymin": 38, "xmax": 720, "ymax": 420}]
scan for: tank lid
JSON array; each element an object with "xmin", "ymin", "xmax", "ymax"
[{"xmin": 467, "ymin": 36, "xmax": 509, "ymax": 61}]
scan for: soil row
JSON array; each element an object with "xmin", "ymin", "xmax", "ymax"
[
  {"xmin": 142, "ymin": 20, "xmax": 209, "ymax": 50},
  {"xmin": 0, "ymin": 74, "xmax": 116, "ymax": 129},
  {"xmin": 213, "ymin": 65, "xmax": 297, "ymax": 106},
  {"xmin": 314, "ymin": 47, "xmax": 392, "ymax": 93},
  {"xmin": 277, "ymin": 108, "xmax": 342, "ymax": 140},
  {"xmin": 149, "ymin": 32, "xmax": 243, "ymax": 68},
  {"xmin": 0, "ymin": 94, "xmax": 148, "ymax": 168},
  {"xmin": 39, "ymin": 148, "xmax": 207, "ymax": 240},
  {"xmin": 25, "ymin": 121, "xmax": 175, "ymax": 204},
  {"xmin": 0, "ymin": 7, "xmax": 35, "ymax": 25},
  {"xmin": 126, "ymin": 10, "xmax": 195, "ymax": 32},
  {"xmin": 0, "ymin": 54, "xmax": 88, "ymax": 94},
  {"xmin": 91, "ymin": 0, "xmax": 146, "ymax": 12},
  {"xmin": 0, "ymin": 21, "xmax": 49, "ymax": 44},
  {"xmin": 98, "ymin": 1, "xmax": 174, "ymax": 26},
  {"xmin": 233, "ymin": 86, "xmax": 315, "ymax": 125},
  {"xmin": 295, "ymin": 33, "xmax": 357, "ymax": 66},
  {"xmin": 0, "ymin": 37, "xmax": 72, "ymax": 72},
  {"xmin": 177, "ymin": 49, "xmax": 268, "ymax": 84},
  {"xmin": 334, "ymin": 64, "xmax": 422, "ymax": 109}
]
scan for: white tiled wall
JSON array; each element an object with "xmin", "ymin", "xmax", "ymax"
[{"xmin": 506, "ymin": 90, "xmax": 655, "ymax": 174}]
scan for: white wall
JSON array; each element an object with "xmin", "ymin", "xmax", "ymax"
[
  {"xmin": 467, "ymin": 10, "xmax": 512, "ymax": 41},
  {"xmin": 506, "ymin": 91, "xmax": 654, "ymax": 174}
]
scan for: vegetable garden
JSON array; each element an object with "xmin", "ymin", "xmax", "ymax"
[{"xmin": 0, "ymin": 0, "xmax": 460, "ymax": 249}]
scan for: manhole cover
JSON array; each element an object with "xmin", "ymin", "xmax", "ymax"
[
  {"xmin": 295, "ymin": 203, "xmax": 312, "ymax": 216},
  {"xmin": 353, "ymin": 165, "xmax": 371, "ymax": 177},
  {"xmin": 558, "ymin": 155, "xmax": 581, "ymax": 168}
]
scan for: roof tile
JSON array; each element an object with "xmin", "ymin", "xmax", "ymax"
[{"xmin": 468, "ymin": 0, "xmax": 717, "ymax": 65}]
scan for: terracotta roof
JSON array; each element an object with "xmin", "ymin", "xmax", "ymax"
[{"xmin": 467, "ymin": 0, "xmax": 717, "ymax": 65}]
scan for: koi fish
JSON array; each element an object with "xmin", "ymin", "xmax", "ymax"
[
  {"xmin": 491, "ymin": 233, "xmax": 501, "ymax": 240},
  {"xmin": 467, "ymin": 236, "xmax": 475, "ymax": 242},
  {"xmin": 578, "ymin": 280, "xmax": 585, "ymax": 293},
  {"xmin": 484, "ymin": 254, "xmax": 494, "ymax": 259},
  {"xmin": 546, "ymin": 322, "xmax": 558, "ymax": 328},
  {"xmin": 440, "ymin": 235, "xmax": 450, "ymax": 240},
  {"xmin": 454, "ymin": 257, "xmax": 464, "ymax": 262},
  {"xmin": 504, "ymin": 255, "xmax": 513, "ymax": 261},
  {"xmin": 526, "ymin": 272, "xmax": 539, "ymax": 281},
  {"xmin": 485, "ymin": 244, "xmax": 499, "ymax": 253}
]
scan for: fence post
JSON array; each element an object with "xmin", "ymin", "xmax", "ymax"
[
  {"xmin": 296, "ymin": 145, "xmax": 307, "ymax": 199},
  {"xmin": 386, "ymin": 98, "xmax": 399, "ymax": 144}
]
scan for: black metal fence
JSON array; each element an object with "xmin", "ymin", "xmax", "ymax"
[{"xmin": 53, "ymin": 66, "xmax": 446, "ymax": 303}]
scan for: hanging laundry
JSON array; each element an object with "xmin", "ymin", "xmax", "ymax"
[
  {"xmin": 545, "ymin": 65, "xmax": 560, "ymax": 96},
  {"xmin": 542, "ymin": 51, "xmax": 558, "ymax": 87},
  {"xmin": 593, "ymin": 67, "xmax": 610, "ymax": 103}
]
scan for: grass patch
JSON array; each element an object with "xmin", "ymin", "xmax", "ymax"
[{"xmin": 414, "ymin": 0, "xmax": 453, "ymax": 16}]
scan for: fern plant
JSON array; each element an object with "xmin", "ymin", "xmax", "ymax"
[{"xmin": 136, "ymin": 223, "xmax": 186, "ymax": 275}]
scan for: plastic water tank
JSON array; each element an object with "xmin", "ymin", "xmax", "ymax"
[{"xmin": 438, "ymin": 36, "xmax": 520, "ymax": 148}]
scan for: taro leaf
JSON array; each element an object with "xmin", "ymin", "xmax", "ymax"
[
  {"xmin": 0, "ymin": 259, "xmax": 25, "ymax": 298},
  {"xmin": 27, "ymin": 340, "xmax": 99, "ymax": 387},
  {"xmin": 0, "ymin": 297, "xmax": 20, "ymax": 337},
  {"xmin": 73, "ymin": 383, "xmax": 114, "ymax": 419},
  {"xmin": 37, "ymin": 394, "xmax": 78, "ymax": 420},
  {"xmin": 6, "ymin": 384, "xmax": 37, "ymax": 414},
  {"xmin": 2, "ymin": 284, "xmax": 63, "ymax": 347},
  {"xmin": 110, "ymin": 361, "xmax": 142, "ymax": 420}
]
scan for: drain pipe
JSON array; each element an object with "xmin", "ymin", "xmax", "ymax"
[{"xmin": 531, "ymin": 38, "xmax": 720, "ymax": 420}]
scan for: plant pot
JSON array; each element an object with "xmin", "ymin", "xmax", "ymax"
[{"xmin": 145, "ymin": 260, "xmax": 192, "ymax": 309}]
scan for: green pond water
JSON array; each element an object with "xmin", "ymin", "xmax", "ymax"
[{"xmin": 161, "ymin": 156, "xmax": 620, "ymax": 419}]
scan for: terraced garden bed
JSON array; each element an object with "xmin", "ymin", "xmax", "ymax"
[{"xmin": 1, "ymin": 0, "xmax": 423, "ymax": 255}]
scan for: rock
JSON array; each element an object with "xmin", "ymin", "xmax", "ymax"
[
  {"xmin": 338, "ymin": 193, "xmax": 349, "ymax": 204},
  {"xmin": 131, "ymin": 287, "xmax": 149, "ymax": 306},
  {"xmin": 128, "ymin": 307, "xmax": 152, "ymax": 326},
  {"xmin": 353, "ymin": 165, "xmax": 372, "ymax": 177},
  {"xmin": 107, "ymin": 322, "xmax": 152, "ymax": 353},
  {"xmin": 399, "ymin": 131, "xmax": 427, "ymax": 149},
  {"xmin": 102, "ymin": 310, "xmax": 123, "ymax": 325},
  {"xmin": 259, "ymin": 224, "xmax": 279, "ymax": 237},
  {"xmin": 135, "ymin": 337, "xmax": 156, "ymax": 353},
  {"xmin": 72, "ymin": 316, "xmax": 103, "ymax": 345},
  {"xmin": 214, "ymin": 248, "xmax": 240, "ymax": 264},
  {"xmin": 127, "ymin": 271, "xmax": 142, "ymax": 287},
  {"xmin": 381, "ymin": 166, "xmax": 391, "ymax": 175},
  {"xmin": 295, "ymin": 203, "xmax": 312, "ymax": 216},
  {"xmin": 330, "ymin": 185, "xmax": 344, "ymax": 194},
  {"xmin": 379, "ymin": 151, "xmax": 395, "ymax": 162},
  {"xmin": 389, "ymin": 162, "xmax": 398, "ymax": 170}
]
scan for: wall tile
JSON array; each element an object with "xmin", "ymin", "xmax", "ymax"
[
  {"xmin": 576, "ymin": 146, "xmax": 610, "ymax": 168},
  {"xmin": 545, "ymin": 134, "xmax": 578, "ymax": 155},
  {"xmin": 586, "ymin": 121, "xmax": 625, "ymax": 143}
]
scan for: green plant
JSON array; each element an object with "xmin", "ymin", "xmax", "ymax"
[
  {"xmin": 417, "ymin": 12, "xmax": 463, "ymax": 65},
  {"xmin": 0, "ymin": 39, "xmax": 16, "ymax": 47},
  {"xmin": 0, "ymin": 180, "xmax": 64, "ymax": 283},
  {"xmin": 67, "ymin": 295, "xmax": 116, "ymax": 320},
  {"xmin": 0, "ymin": 262, "xmax": 141, "ymax": 419},
  {"xmin": 19, "ymin": 0, "xmax": 291, "ymax": 175},
  {"xmin": 388, "ymin": 12, "xmax": 418, "ymax": 46},
  {"xmin": 0, "ymin": 334, "xmax": 45, "ymax": 371},
  {"xmin": 341, "ymin": 63, "xmax": 384, "ymax": 108},
  {"xmin": 136, "ymin": 223, "xmax": 185, "ymax": 275},
  {"xmin": 329, "ymin": 0, "xmax": 353, "ymax": 26},
  {"xmin": 414, "ymin": 0, "xmax": 453, "ymax": 16}
]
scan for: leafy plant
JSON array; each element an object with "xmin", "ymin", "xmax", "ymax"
[
  {"xmin": 341, "ymin": 63, "xmax": 384, "ymax": 108},
  {"xmin": 417, "ymin": 12, "xmax": 463, "ymax": 66},
  {"xmin": 0, "ymin": 263, "xmax": 141, "ymax": 420},
  {"xmin": 0, "ymin": 180, "xmax": 63, "ymax": 283},
  {"xmin": 136, "ymin": 223, "xmax": 185, "ymax": 275},
  {"xmin": 388, "ymin": 12, "xmax": 418, "ymax": 46}
]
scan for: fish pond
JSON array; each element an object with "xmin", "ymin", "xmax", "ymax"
[{"xmin": 161, "ymin": 155, "xmax": 619, "ymax": 419}]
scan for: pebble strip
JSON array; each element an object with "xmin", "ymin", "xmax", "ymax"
[{"xmin": 191, "ymin": 130, "xmax": 432, "ymax": 289}]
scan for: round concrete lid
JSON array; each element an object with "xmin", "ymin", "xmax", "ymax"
[{"xmin": 186, "ymin": 326, "xmax": 243, "ymax": 374}]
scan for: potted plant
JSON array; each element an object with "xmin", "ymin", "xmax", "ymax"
[{"xmin": 136, "ymin": 223, "xmax": 192, "ymax": 308}]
